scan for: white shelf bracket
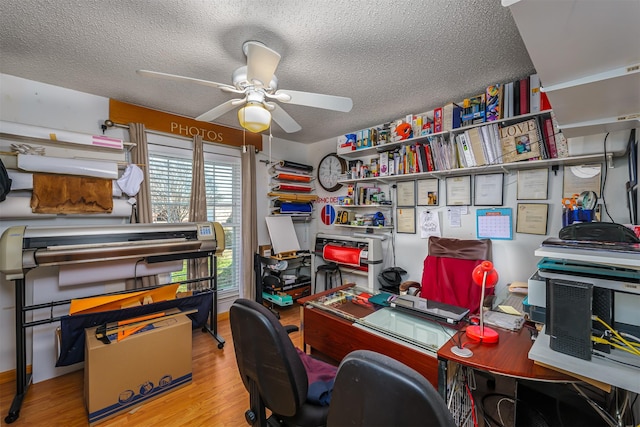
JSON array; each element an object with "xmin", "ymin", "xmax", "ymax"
[{"xmin": 607, "ymin": 153, "xmax": 614, "ymax": 169}]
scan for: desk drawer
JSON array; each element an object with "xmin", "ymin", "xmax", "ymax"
[{"xmin": 303, "ymin": 307, "xmax": 439, "ymax": 387}]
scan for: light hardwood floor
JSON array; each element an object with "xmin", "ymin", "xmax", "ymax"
[{"xmin": 0, "ymin": 304, "xmax": 303, "ymax": 427}]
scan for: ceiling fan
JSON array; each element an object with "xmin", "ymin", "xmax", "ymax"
[{"xmin": 137, "ymin": 41, "xmax": 353, "ymax": 133}]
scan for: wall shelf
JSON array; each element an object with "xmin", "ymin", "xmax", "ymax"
[
  {"xmin": 340, "ymin": 153, "xmax": 607, "ymax": 185},
  {"xmin": 504, "ymin": 0, "xmax": 640, "ymax": 139}
]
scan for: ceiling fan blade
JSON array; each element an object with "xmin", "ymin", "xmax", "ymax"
[
  {"xmin": 245, "ymin": 42, "xmax": 281, "ymax": 87},
  {"xmin": 275, "ymin": 89, "xmax": 353, "ymax": 112},
  {"xmin": 137, "ymin": 69, "xmax": 238, "ymax": 92},
  {"xmin": 271, "ymin": 104, "xmax": 302, "ymax": 133},
  {"xmin": 195, "ymin": 99, "xmax": 246, "ymax": 122}
]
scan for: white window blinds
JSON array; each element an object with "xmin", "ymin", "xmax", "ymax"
[{"xmin": 148, "ymin": 152, "xmax": 241, "ymax": 292}]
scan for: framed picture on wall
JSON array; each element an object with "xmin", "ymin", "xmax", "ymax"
[
  {"xmin": 417, "ymin": 178, "xmax": 439, "ymax": 206},
  {"xmin": 563, "ymin": 164, "xmax": 602, "ymax": 198},
  {"xmin": 517, "ymin": 168, "xmax": 548, "ymax": 200},
  {"xmin": 516, "ymin": 203, "xmax": 549, "ymax": 235},
  {"xmin": 396, "ymin": 207, "xmax": 416, "ymax": 234},
  {"xmin": 473, "ymin": 173, "xmax": 504, "ymax": 206},
  {"xmin": 446, "ymin": 175, "xmax": 471, "ymax": 206},
  {"xmin": 396, "ymin": 181, "xmax": 416, "ymax": 206}
]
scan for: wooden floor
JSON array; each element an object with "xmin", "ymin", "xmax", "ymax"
[{"xmin": 0, "ymin": 304, "xmax": 303, "ymax": 427}]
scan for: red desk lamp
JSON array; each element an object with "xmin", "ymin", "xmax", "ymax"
[{"xmin": 466, "ymin": 260, "xmax": 499, "ymax": 344}]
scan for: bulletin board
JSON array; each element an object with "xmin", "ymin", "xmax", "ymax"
[{"xmin": 476, "ymin": 208, "xmax": 513, "ymax": 240}]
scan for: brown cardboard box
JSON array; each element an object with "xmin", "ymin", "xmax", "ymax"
[
  {"xmin": 258, "ymin": 244, "xmax": 272, "ymax": 257},
  {"xmin": 84, "ymin": 314, "xmax": 192, "ymax": 425}
]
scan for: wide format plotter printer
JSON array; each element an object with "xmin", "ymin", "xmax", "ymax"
[{"xmin": 314, "ymin": 232, "xmax": 383, "ymax": 290}]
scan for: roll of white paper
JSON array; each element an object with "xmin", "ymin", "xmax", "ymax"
[
  {"xmin": 0, "ymin": 196, "xmax": 56, "ymax": 218},
  {"xmin": 7, "ymin": 170, "xmax": 123, "ymax": 196},
  {"xmin": 58, "ymin": 259, "xmax": 183, "ymax": 287},
  {"xmin": 0, "ymin": 196, "xmax": 132, "ymax": 219},
  {"xmin": 7, "ymin": 170, "xmax": 33, "ymax": 190},
  {"xmin": 17, "ymin": 154, "xmax": 118, "ymax": 179}
]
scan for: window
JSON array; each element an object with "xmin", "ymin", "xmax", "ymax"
[{"xmin": 148, "ymin": 148, "xmax": 241, "ymax": 294}]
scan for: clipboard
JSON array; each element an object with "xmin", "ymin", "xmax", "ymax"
[{"xmin": 476, "ymin": 208, "xmax": 513, "ymax": 240}]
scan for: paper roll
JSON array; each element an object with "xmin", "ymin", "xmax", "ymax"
[
  {"xmin": 59, "ymin": 259, "xmax": 183, "ymax": 287},
  {"xmin": 8, "ymin": 170, "xmax": 122, "ymax": 196},
  {"xmin": 18, "ymin": 153, "xmax": 118, "ymax": 179},
  {"xmin": 7, "ymin": 170, "xmax": 33, "ymax": 190},
  {"xmin": 323, "ymin": 244, "xmax": 362, "ymax": 267},
  {"xmin": 0, "ymin": 196, "xmax": 131, "ymax": 218}
]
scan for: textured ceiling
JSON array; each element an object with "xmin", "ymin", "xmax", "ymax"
[{"xmin": 0, "ymin": 0, "xmax": 535, "ymax": 144}]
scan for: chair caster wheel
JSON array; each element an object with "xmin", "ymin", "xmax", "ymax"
[
  {"xmin": 245, "ymin": 410, "xmax": 257, "ymax": 425},
  {"xmin": 218, "ymin": 343, "xmax": 224, "ymax": 349},
  {"xmin": 5, "ymin": 412, "xmax": 19, "ymax": 424}
]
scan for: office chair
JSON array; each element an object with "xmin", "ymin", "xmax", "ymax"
[
  {"xmin": 420, "ymin": 236, "xmax": 492, "ymax": 314},
  {"xmin": 230, "ymin": 298, "xmax": 333, "ymax": 427},
  {"xmin": 327, "ymin": 350, "xmax": 456, "ymax": 427}
]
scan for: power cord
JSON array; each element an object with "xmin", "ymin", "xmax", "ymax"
[{"xmin": 600, "ymin": 132, "xmax": 614, "ymax": 222}]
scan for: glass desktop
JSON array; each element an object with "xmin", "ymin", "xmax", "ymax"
[{"xmin": 304, "ymin": 285, "xmax": 456, "ymax": 353}]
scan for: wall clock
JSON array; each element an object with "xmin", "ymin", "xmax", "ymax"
[{"xmin": 317, "ymin": 153, "xmax": 346, "ymax": 192}]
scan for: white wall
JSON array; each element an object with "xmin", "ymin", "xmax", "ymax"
[
  {"xmin": 308, "ymin": 129, "xmax": 636, "ymax": 298},
  {"xmin": 0, "ymin": 74, "xmax": 131, "ymax": 378}
]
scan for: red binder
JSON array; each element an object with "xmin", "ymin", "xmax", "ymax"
[{"xmin": 519, "ymin": 77, "xmax": 529, "ymax": 115}]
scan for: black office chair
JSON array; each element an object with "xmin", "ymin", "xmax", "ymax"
[
  {"xmin": 230, "ymin": 298, "xmax": 332, "ymax": 427},
  {"xmin": 327, "ymin": 350, "xmax": 456, "ymax": 427}
]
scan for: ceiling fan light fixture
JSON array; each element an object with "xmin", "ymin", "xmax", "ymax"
[{"xmin": 238, "ymin": 102, "xmax": 271, "ymax": 133}]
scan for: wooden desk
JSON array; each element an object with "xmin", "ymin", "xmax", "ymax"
[
  {"xmin": 300, "ymin": 287, "xmax": 613, "ymax": 426},
  {"xmin": 299, "ymin": 285, "xmax": 441, "ymax": 388},
  {"xmin": 437, "ymin": 325, "xmax": 575, "ymax": 385}
]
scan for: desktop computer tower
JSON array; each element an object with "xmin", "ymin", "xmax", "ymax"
[{"xmin": 546, "ymin": 279, "xmax": 593, "ymax": 360}]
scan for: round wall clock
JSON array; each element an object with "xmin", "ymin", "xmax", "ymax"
[{"xmin": 317, "ymin": 153, "xmax": 346, "ymax": 192}]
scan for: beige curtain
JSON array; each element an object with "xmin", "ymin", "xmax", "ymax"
[
  {"xmin": 188, "ymin": 135, "xmax": 208, "ymax": 289},
  {"xmin": 241, "ymin": 145, "xmax": 258, "ymax": 300},
  {"xmin": 127, "ymin": 123, "xmax": 157, "ymax": 288},
  {"xmin": 129, "ymin": 123, "xmax": 153, "ymax": 224}
]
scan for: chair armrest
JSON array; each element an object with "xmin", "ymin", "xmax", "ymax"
[{"xmin": 284, "ymin": 325, "xmax": 299, "ymax": 334}]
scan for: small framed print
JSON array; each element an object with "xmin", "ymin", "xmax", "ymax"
[
  {"xmin": 396, "ymin": 207, "xmax": 416, "ymax": 234},
  {"xmin": 563, "ymin": 164, "xmax": 602, "ymax": 198},
  {"xmin": 474, "ymin": 173, "xmax": 504, "ymax": 206},
  {"xmin": 446, "ymin": 175, "xmax": 471, "ymax": 206},
  {"xmin": 516, "ymin": 203, "xmax": 549, "ymax": 235},
  {"xmin": 517, "ymin": 168, "xmax": 548, "ymax": 200},
  {"xmin": 396, "ymin": 181, "xmax": 416, "ymax": 207},
  {"xmin": 417, "ymin": 178, "xmax": 439, "ymax": 206}
]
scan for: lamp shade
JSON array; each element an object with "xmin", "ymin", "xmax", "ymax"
[
  {"xmin": 238, "ymin": 103, "xmax": 271, "ymax": 133},
  {"xmin": 472, "ymin": 261, "xmax": 498, "ymax": 288}
]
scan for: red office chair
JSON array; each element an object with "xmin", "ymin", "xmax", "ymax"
[{"xmin": 420, "ymin": 236, "xmax": 493, "ymax": 314}]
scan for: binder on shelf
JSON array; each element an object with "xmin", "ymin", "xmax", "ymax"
[
  {"xmin": 519, "ymin": 76, "xmax": 529, "ymax": 115},
  {"xmin": 513, "ymin": 79, "xmax": 520, "ymax": 116},
  {"xmin": 465, "ymin": 127, "xmax": 487, "ymax": 166},
  {"xmin": 529, "ymin": 74, "xmax": 541, "ymax": 113},
  {"xmin": 542, "ymin": 116, "xmax": 558, "ymax": 159},
  {"xmin": 443, "ymin": 102, "xmax": 462, "ymax": 131}
]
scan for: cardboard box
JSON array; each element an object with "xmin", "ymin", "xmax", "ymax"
[
  {"xmin": 84, "ymin": 314, "xmax": 192, "ymax": 425},
  {"xmin": 258, "ymin": 244, "xmax": 272, "ymax": 257}
]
